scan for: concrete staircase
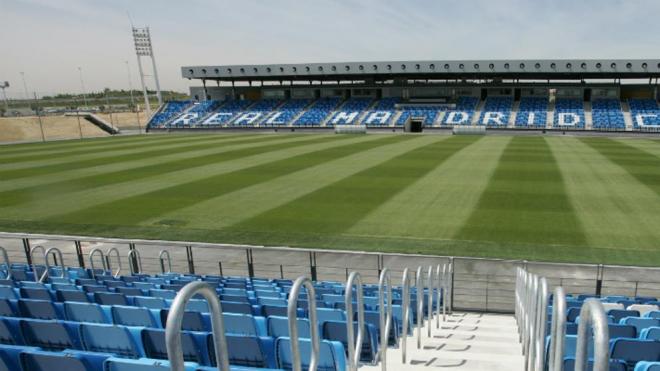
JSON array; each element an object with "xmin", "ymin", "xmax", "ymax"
[
  {"xmin": 509, "ymin": 100, "xmax": 520, "ymax": 128},
  {"xmin": 584, "ymin": 101, "xmax": 593, "ymax": 130},
  {"xmin": 355, "ymin": 99, "xmax": 379, "ymax": 125},
  {"xmin": 472, "ymin": 99, "xmax": 486, "ymax": 126},
  {"xmin": 287, "ymin": 100, "xmax": 317, "ymax": 127},
  {"xmin": 65, "ymin": 112, "xmax": 120, "ymax": 135},
  {"xmin": 621, "ymin": 101, "xmax": 635, "ymax": 131},
  {"xmin": 321, "ymin": 98, "xmax": 347, "ymax": 127},
  {"xmin": 390, "ymin": 110, "xmax": 404, "ymax": 127},
  {"xmin": 546, "ymin": 100, "xmax": 555, "ymax": 129},
  {"xmin": 362, "ymin": 312, "xmax": 524, "ymax": 371}
]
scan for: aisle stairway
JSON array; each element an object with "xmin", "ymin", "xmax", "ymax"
[{"xmin": 362, "ymin": 312, "xmax": 524, "ymax": 370}]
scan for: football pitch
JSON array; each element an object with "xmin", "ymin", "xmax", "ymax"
[{"xmin": 0, "ymin": 133, "xmax": 659, "ymax": 266}]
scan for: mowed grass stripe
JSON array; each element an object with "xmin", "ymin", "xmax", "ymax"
[
  {"xmin": 616, "ymin": 138, "xmax": 660, "ymax": 159},
  {"xmin": 47, "ymin": 135, "xmax": 393, "ymax": 226},
  {"xmin": 0, "ymin": 135, "xmax": 297, "ymax": 207},
  {"xmin": 145, "ymin": 135, "xmax": 441, "ymax": 229},
  {"xmin": 548, "ymin": 137, "xmax": 660, "ymax": 259},
  {"xmin": 0, "ymin": 135, "xmax": 295, "ymax": 193},
  {"xmin": 0, "ymin": 133, "xmax": 220, "ymax": 164},
  {"xmin": 581, "ymin": 138, "xmax": 660, "ymax": 196},
  {"xmin": 229, "ymin": 135, "xmax": 479, "ymax": 239},
  {"xmin": 455, "ymin": 137, "xmax": 587, "ymax": 248},
  {"xmin": 2, "ymin": 135, "xmax": 338, "ymax": 220},
  {"xmin": 0, "ymin": 134, "xmax": 266, "ymax": 180},
  {"xmin": 347, "ymin": 136, "xmax": 510, "ymax": 240}
]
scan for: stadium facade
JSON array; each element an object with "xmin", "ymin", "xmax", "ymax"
[{"xmin": 147, "ymin": 59, "xmax": 660, "ymax": 132}]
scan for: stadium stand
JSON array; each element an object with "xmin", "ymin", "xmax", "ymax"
[
  {"xmin": 395, "ymin": 105, "xmax": 445, "ymax": 126},
  {"xmin": 478, "ymin": 96, "xmax": 514, "ymax": 127},
  {"xmin": 199, "ymin": 99, "xmax": 253, "ymax": 127},
  {"xmin": 442, "ymin": 96, "xmax": 479, "ymax": 125},
  {"xmin": 592, "ymin": 99, "xmax": 626, "ymax": 130},
  {"xmin": 629, "ymin": 98, "xmax": 660, "ymax": 129},
  {"xmin": 229, "ymin": 99, "xmax": 282, "ymax": 127},
  {"xmin": 553, "ymin": 98, "xmax": 586, "ymax": 129},
  {"xmin": 362, "ymin": 97, "xmax": 400, "ymax": 126},
  {"xmin": 327, "ymin": 98, "xmax": 374, "ymax": 126},
  {"xmin": 294, "ymin": 97, "xmax": 343, "ymax": 126},
  {"xmin": 260, "ymin": 99, "xmax": 312, "ymax": 127},
  {"xmin": 517, "ymin": 268, "xmax": 660, "ymax": 371},
  {"xmin": 515, "ymin": 97, "xmax": 548, "ymax": 128},
  {"xmin": 147, "ymin": 101, "xmax": 191, "ymax": 128}
]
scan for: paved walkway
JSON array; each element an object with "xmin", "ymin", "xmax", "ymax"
[{"xmin": 361, "ymin": 312, "xmax": 524, "ymax": 371}]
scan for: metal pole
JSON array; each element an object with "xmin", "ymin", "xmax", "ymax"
[
  {"xmin": 534, "ymin": 277, "xmax": 549, "ymax": 371},
  {"xmin": 125, "ymin": 60, "xmax": 135, "ymax": 107},
  {"xmin": 34, "ymin": 93, "xmax": 45, "ymax": 142},
  {"xmin": 575, "ymin": 299, "xmax": 610, "ymax": 371},
  {"xmin": 78, "ymin": 67, "xmax": 88, "ymax": 108},
  {"xmin": 20, "ymin": 72, "xmax": 29, "ymax": 100},
  {"xmin": 0, "ymin": 247, "xmax": 12, "ymax": 279},
  {"xmin": 166, "ymin": 282, "xmax": 230, "ymax": 371},
  {"xmin": 401, "ymin": 268, "xmax": 411, "ymax": 364},
  {"xmin": 345, "ymin": 272, "xmax": 365, "ymax": 371},
  {"xmin": 378, "ymin": 268, "xmax": 392, "ymax": 371},
  {"xmin": 549, "ymin": 286, "xmax": 566, "ymax": 371},
  {"xmin": 0, "ymin": 85, "xmax": 9, "ymax": 113},
  {"xmin": 287, "ymin": 276, "xmax": 320, "ymax": 371},
  {"xmin": 30, "ymin": 245, "xmax": 47, "ymax": 283},
  {"xmin": 136, "ymin": 55, "xmax": 152, "ymax": 118},
  {"xmin": 145, "ymin": 27, "xmax": 163, "ymax": 106},
  {"xmin": 416, "ymin": 266, "xmax": 423, "ymax": 349},
  {"xmin": 105, "ymin": 92, "xmax": 115, "ymax": 129},
  {"xmin": 426, "ymin": 265, "xmax": 433, "ymax": 337},
  {"xmin": 45, "ymin": 247, "xmax": 67, "ymax": 279},
  {"xmin": 75, "ymin": 98, "xmax": 83, "ymax": 139}
]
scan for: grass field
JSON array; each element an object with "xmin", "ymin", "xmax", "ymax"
[{"xmin": 0, "ymin": 133, "xmax": 659, "ymax": 266}]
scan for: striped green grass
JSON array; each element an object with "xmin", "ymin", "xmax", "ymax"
[{"xmin": 0, "ymin": 133, "xmax": 658, "ymax": 266}]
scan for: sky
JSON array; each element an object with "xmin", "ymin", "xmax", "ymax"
[{"xmin": 1, "ymin": 0, "xmax": 658, "ymax": 98}]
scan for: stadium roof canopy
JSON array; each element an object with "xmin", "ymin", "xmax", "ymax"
[{"xmin": 182, "ymin": 59, "xmax": 660, "ymax": 82}]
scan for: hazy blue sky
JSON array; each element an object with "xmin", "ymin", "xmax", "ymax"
[{"xmin": 1, "ymin": 0, "xmax": 657, "ymax": 97}]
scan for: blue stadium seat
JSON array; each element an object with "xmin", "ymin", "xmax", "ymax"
[
  {"xmin": 553, "ymin": 98, "xmax": 585, "ymax": 129},
  {"xmin": 141, "ymin": 328, "xmax": 203, "ymax": 364},
  {"xmin": 209, "ymin": 334, "xmax": 274, "ymax": 368},
  {"xmin": 0, "ymin": 299, "xmax": 16, "ymax": 317},
  {"xmin": 608, "ymin": 324, "xmax": 637, "ymax": 339},
  {"xmin": 112, "ymin": 306, "xmax": 157, "ymax": 328},
  {"xmin": 262, "ymin": 305, "xmax": 288, "ymax": 318},
  {"xmin": 18, "ymin": 299, "xmax": 60, "ymax": 320},
  {"xmin": 562, "ymin": 357, "xmax": 627, "ymax": 371},
  {"xmin": 294, "ymin": 97, "xmax": 342, "ymax": 126},
  {"xmin": 20, "ymin": 319, "xmax": 78, "ymax": 351},
  {"xmin": 276, "ymin": 337, "xmax": 346, "ymax": 371},
  {"xmin": 0, "ymin": 287, "xmax": 16, "ymax": 300},
  {"xmin": 635, "ymin": 361, "xmax": 660, "ymax": 371},
  {"xmin": 221, "ymin": 301, "xmax": 253, "ymax": 315},
  {"xmin": 19, "ymin": 350, "xmax": 95, "ymax": 371},
  {"xmin": 160, "ymin": 310, "xmax": 206, "ymax": 332},
  {"xmin": 620, "ymin": 317, "xmax": 660, "ymax": 334},
  {"xmin": 116, "ymin": 287, "xmax": 144, "ymax": 297},
  {"xmin": 515, "ymin": 97, "xmax": 548, "ymax": 128},
  {"xmin": 267, "ymin": 316, "xmax": 310, "ymax": 338},
  {"xmin": 478, "ymin": 96, "xmax": 513, "ymax": 127},
  {"xmin": 80, "ymin": 323, "xmax": 140, "ymax": 358},
  {"xmin": 640, "ymin": 327, "xmax": 660, "ymax": 340},
  {"xmin": 186, "ymin": 299, "xmax": 209, "ymax": 313},
  {"xmin": 19, "ymin": 287, "xmax": 51, "ymax": 301},
  {"xmin": 0, "ymin": 319, "xmax": 21, "ymax": 345},
  {"xmin": 610, "ymin": 338, "xmax": 660, "ymax": 369},
  {"xmin": 65, "ymin": 302, "xmax": 109, "ymax": 324},
  {"xmin": 133, "ymin": 296, "xmax": 167, "ymax": 310},
  {"xmin": 94, "ymin": 292, "xmax": 128, "ymax": 306},
  {"xmin": 223, "ymin": 313, "xmax": 259, "ymax": 336},
  {"xmin": 0, "ymin": 345, "xmax": 40, "ymax": 371},
  {"xmin": 322, "ymin": 321, "xmax": 378, "ymax": 363},
  {"xmin": 610, "ymin": 310, "xmax": 640, "ymax": 323}
]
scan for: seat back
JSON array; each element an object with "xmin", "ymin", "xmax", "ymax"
[
  {"xmin": 223, "ymin": 313, "xmax": 258, "ymax": 336},
  {"xmin": 610, "ymin": 338, "xmax": 660, "ymax": 368},
  {"xmin": 0, "ymin": 299, "xmax": 16, "ymax": 317},
  {"xmin": 276, "ymin": 337, "xmax": 342, "ymax": 371},
  {"xmin": 209, "ymin": 334, "xmax": 267, "ymax": 368},
  {"xmin": 221, "ymin": 301, "xmax": 252, "ymax": 315},
  {"xmin": 94, "ymin": 292, "xmax": 127, "ymax": 306},
  {"xmin": 20, "ymin": 351, "xmax": 90, "ymax": 371},
  {"xmin": 621, "ymin": 317, "xmax": 660, "ymax": 333},
  {"xmin": 115, "ymin": 287, "xmax": 143, "ymax": 296},
  {"xmin": 65, "ymin": 302, "xmax": 108, "ymax": 324},
  {"xmin": 640, "ymin": 327, "xmax": 660, "ymax": 341},
  {"xmin": 160, "ymin": 309, "xmax": 206, "ymax": 331},
  {"xmin": 112, "ymin": 306, "xmax": 156, "ymax": 327},
  {"xmin": 608, "ymin": 324, "xmax": 636, "ymax": 339},
  {"xmin": 609, "ymin": 310, "xmax": 640, "ymax": 323},
  {"xmin": 141, "ymin": 328, "xmax": 201, "ymax": 363},
  {"xmin": 0, "ymin": 319, "xmax": 20, "ymax": 345},
  {"xmin": 18, "ymin": 299, "xmax": 59, "ymax": 320},
  {"xmin": 133, "ymin": 296, "xmax": 167, "ymax": 309},
  {"xmin": 317, "ymin": 308, "xmax": 345, "ymax": 325},
  {"xmin": 0, "ymin": 286, "xmax": 16, "ymax": 300},
  {"xmin": 262, "ymin": 304, "xmax": 288, "ymax": 317},
  {"xmin": 268, "ymin": 316, "xmax": 311, "ymax": 338},
  {"xmin": 634, "ymin": 361, "xmax": 660, "ymax": 371},
  {"xmin": 628, "ymin": 304, "xmax": 660, "ymax": 316},
  {"xmin": 20, "ymin": 320, "xmax": 76, "ymax": 351},
  {"xmin": 185, "ymin": 299, "xmax": 209, "ymax": 313},
  {"xmin": 56, "ymin": 289, "xmax": 89, "ymax": 303},
  {"xmin": 19, "ymin": 287, "xmax": 51, "ymax": 301},
  {"xmin": 80, "ymin": 323, "xmax": 139, "ymax": 358}
]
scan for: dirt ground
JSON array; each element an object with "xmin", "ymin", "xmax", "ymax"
[{"xmin": 0, "ymin": 111, "xmax": 146, "ymax": 144}]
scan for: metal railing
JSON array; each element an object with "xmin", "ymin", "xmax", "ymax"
[
  {"xmin": 401, "ymin": 267, "xmax": 412, "ymax": 364},
  {"xmin": 0, "ymin": 247, "xmax": 11, "ymax": 279},
  {"xmin": 128, "ymin": 249, "xmax": 143, "ymax": 275},
  {"xmin": 165, "ymin": 281, "xmax": 230, "ymax": 371},
  {"xmin": 517, "ymin": 267, "xmax": 611, "ymax": 371},
  {"xmin": 415, "ymin": 266, "xmax": 423, "ymax": 350},
  {"xmin": 345, "ymin": 271, "xmax": 365, "ymax": 371},
  {"xmin": 105, "ymin": 247, "xmax": 122, "ymax": 278},
  {"xmin": 377, "ymin": 268, "xmax": 392, "ymax": 371},
  {"xmin": 287, "ymin": 276, "xmax": 321, "ymax": 371},
  {"xmin": 30, "ymin": 245, "xmax": 48, "ymax": 283},
  {"xmin": 45, "ymin": 247, "xmax": 66, "ymax": 279},
  {"xmin": 88, "ymin": 248, "xmax": 106, "ymax": 278},
  {"xmin": 575, "ymin": 299, "xmax": 610, "ymax": 371},
  {"xmin": 426, "ymin": 265, "xmax": 433, "ymax": 338},
  {"xmin": 159, "ymin": 249, "xmax": 172, "ymax": 273}
]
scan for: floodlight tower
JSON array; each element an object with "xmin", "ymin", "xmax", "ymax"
[
  {"xmin": 132, "ymin": 26, "xmax": 163, "ymax": 118},
  {"xmin": 0, "ymin": 81, "xmax": 9, "ymax": 113}
]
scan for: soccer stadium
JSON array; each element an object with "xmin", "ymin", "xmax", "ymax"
[{"xmin": 1, "ymin": 1, "xmax": 660, "ymax": 370}]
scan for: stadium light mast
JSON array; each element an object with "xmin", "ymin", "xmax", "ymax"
[
  {"xmin": 77, "ymin": 67, "xmax": 89, "ymax": 108},
  {"xmin": 20, "ymin": 72, "xmax": 29, "ymax": 100},
  {"xmin": 124, "ymin": 60, "xmax": 135, "ymax": 107},
  {"xmin": 0, "ymin": 81, "xmax": 9, "ymax": 113},
  {"xmin": 132, "ymin": 26, "xmax": 163, "ymax": 118}
]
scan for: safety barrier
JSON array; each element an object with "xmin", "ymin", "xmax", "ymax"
[
  {"xmin": 128, "ymin": 249, "xmax": 143, "ymax": 275},
  {"xmin": 45, "ymin": 247, "xmax": 66, "ymax": 279},
  {"xmin": 30, "ymin": 246, "xmax": 48, "ymax": 283},
  {"xmin": 0, "ymin": 246, "xmax": 10, "ymax": 279},
  {"xmin": 88, "ymin": 248, "xmax": 106, "ymax": 279},
  {"xmin": 165, "ymin": 281, "xmax": 230, "ymax": 370},
  {"xmin": 287, "ymin": 276, "xmax": 321, "ymax": 371},
  {"xmin": 377, "ymin": 268, "xmax": 392, "ymax": 371},
  {"xmin": 574, "ymin": 299, "xmax": 610, "ymax": 371},
  {"xmin": 345, "ymin": 271, "xmax": 365, "ymax": 371},
  {"xmin": 105, "ymin": 247, "xmax": 122, "ymax": 278},
  {"xmin": 159, "ymin": 249, "xmax": 172, "ymax": 274}
]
